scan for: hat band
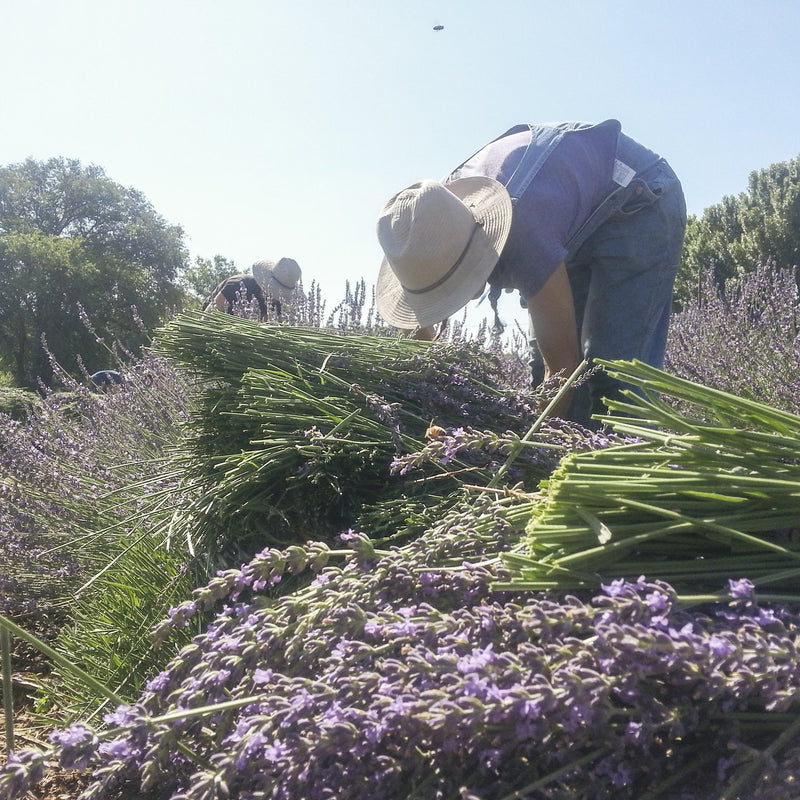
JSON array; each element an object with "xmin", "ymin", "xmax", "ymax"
[
  {"xmin": 271, "ymin": 275, "xmax": 295, "ymax": 291},
  {"xmin": 401, "ymin": 221, "xmax": 482, "ymax": 295}
]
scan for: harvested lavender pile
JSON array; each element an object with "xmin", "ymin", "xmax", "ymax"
[
  {"xmin": 7, "ymin": 323, "xmax": 800, "ymax": 798},
  {"xmin": 3, "ymin": 497, "xmax": 800, "ymax": 800},
  {"xmin": 502, "ymin": 360, "xmax": 800, "ymax": 599},
  {"xmin": 149, "ymin": 311, "xmax": 588, "ymax": 561},
  {"xmin": 5, "ymin": 314, "xmax": 600, "ymax": 718}
]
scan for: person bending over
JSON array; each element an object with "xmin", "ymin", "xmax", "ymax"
[
  {"xmin": 375, "ymin": 120, "xmax": 686, "ymax": 428},
  {"xmin": 203, "ymin": 257, "xmax": 302, "ymax": 321}
]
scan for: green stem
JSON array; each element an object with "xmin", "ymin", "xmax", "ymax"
[
  {"xmin": 1, "ymin": 626, "xmax": 13, "ymax": 756},
  {"xmin": 576, "ymin": 494, "xmax": 800, "ymax": 559},
  {"xmin": 716, "ymin": 712, "xmax": 800, "ymax": 800},
  {"xmin": 497, "ymin": 746, "xmax": 609, "ymax": 800},
  {"xmin": 638, "ymin": 749, "xmax": 719, "ymax": 800},
  {"xmin": 489, "ymin": 360, "xmax": 588, "ymax": 489},
  {"xmin": 0, "ymin": 613, "xmax": 125, "ymax": 707}
]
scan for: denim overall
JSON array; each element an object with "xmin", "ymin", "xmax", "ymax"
[{"xmin": 458, "ymin": 120, "xmax": 687, "ymax": 428}]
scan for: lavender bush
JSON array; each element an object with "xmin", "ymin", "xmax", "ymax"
[
  {"xmin": 0, "ymin": 358, "xmax": 205, "ymax": 729},
  {"xmin": 0, "ymin": 354, "xmax": 190, "ymax": 635},
  {"xmin": 0, "ymin": 386, "xmax": 42, "ymax": 421},
  {"xmin": 665, "ymin": 262, "xmax": 800, "ymax": 415}
]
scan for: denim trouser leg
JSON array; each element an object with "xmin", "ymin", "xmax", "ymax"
[{"xmin": 559, "ymin": 162, "xmax": 686, "ymax": 428}]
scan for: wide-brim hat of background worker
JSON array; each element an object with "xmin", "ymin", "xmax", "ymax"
[
  {"xmin": 376, "ymin": 176, "xmax": 513, "ymax": 330},
  {"xmin": 252, "ymin": 257, "xmax": 302, "ymax": 300}
]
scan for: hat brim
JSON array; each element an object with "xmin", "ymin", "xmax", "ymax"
[
  {"xmin": 252, "ymin": 260, "xmax": 275, "ymax": 288},
  {"xmin": 263, "ymin": 275, "xmax": 298, "ymax": 300},
  {"xmin": 376, "ymin": 176, "xmax": 513, "ymax": 330}
]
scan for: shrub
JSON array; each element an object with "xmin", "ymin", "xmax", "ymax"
[
  {"xmin": 665, "ymin": 262, "xmax": 800, "ymax": 414},
  {"xmin": 0, "ymin": 355, "xmax": 192, "ymax": 670},
  {"xmin": 0, "ymin": 387, "xmax": 42, "ymax": 421}
]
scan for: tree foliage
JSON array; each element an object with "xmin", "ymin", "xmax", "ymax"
[
  {"xmin": 0, "ymin": 157, "xmax": 188, "ymax": 388},
  {"xmin": 180, "ymin": 254, "xmax": 240, "ymax": 308},
  {"xmin": 676, "ymin": 155, "xmax": 800, "ymax": 306}
]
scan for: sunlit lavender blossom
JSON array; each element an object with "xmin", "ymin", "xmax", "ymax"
[
  {"xmin": 729, "ymin": 577, "xmax": 756, "ymax": 600},
  {"xmin": 5, "ymin": 507, "xmax": 800, "ymax": 800},
  {"xmin": 666, "ymin": 262, "xmax": 800, "ymax": 416}
]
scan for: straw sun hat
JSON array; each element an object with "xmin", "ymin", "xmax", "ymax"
[
  {"xmin": 376, "ymin": 177, "xmax": 513, "ymax": 329},
  {"xmin": 252, "ymin": 257, "xmax": 302, "ymax": 300}
]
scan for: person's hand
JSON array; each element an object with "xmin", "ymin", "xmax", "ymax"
[
  {"xmin": 400, "ymin": 324, "xmax": 442, "ymax": 341},
  {"xmin": 413, "ymin": 325, "xmax": 438, "ymax": 341}
]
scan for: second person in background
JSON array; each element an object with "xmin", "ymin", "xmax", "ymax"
[{"xmin": 203, "ymin": 257, "xmax": 302, "ymax": 321}]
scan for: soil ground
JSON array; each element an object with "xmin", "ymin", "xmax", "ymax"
[
  {"xmin": 2, "ymin": 642, "xmax": 90, "ymax": 800},
  {"xmin": 2, "ymin": 707, "xmax": 90, "ymax": 799}
]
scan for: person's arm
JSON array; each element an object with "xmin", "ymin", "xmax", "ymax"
[
  {"xmin": 213, "ymin": 292, "xmax": 229, "ymax": 313},
  {"xmin": 525, "ymin": 262, "xmax": 581, "ymax": 417}
]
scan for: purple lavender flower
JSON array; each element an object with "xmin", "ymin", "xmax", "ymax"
[
  {"xmin": 708, "ymin": 635, "xmax": 737, "ymax": 659},
  {"xmin": 601, "ymin": 578, "xmax": 627, "ymax": 597},
  {"xmin": 48, "ymin": 724, "xmax": 99, "ymax": 772},
  {"xmin": 666, "ymin": 263, "xmax": 800, "ymax": 415},
  {"xmin": 729, "ymin": 577, "xmax": 756, "ymax": 600},
  {"xmin": 6, "ymin": 496, "xmax": 800, "ymax": 799},
  {"xmin": 98, "ymin": 737, "xmax": 138, "ymax": 760},
  {"xmin": 645, "ymin": 590, "xmax": 670, "ymax": 613},
  {"xmin": 457, "ymin": 645, "xmax": 496, "ymax": 674},
  {"xmin": 0, "ymin": 750, "xmax": 47, "ymax": 798},
  {"xmin": 253, "ymin": 668, "xmax": 274, "ymax": 685}
]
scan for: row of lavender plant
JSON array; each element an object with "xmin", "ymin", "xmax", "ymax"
[
  {"xmin": 665, "ymin": 262, "xmax": 800, "ymax": 416},
  {"xmin": 0, "ymin": 354, "xmax": 191, "ymax": 643}
]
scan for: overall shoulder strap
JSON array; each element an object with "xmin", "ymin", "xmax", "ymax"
[
  {"xmin": 505, "ymin": 120, "xmax": 623, "ymax": 201},
  {"xmin": 446, "ymin": 120, "xmax": 624, "ymax": 204}
]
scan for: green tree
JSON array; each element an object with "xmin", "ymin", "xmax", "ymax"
[
  {"xmin": 676, "ymin": 155, "xmax": 800, "ymax": 306},
  {"xmin": 0, "ymin": 157, "xmax": 189, "ymax": 388},
  {"xmin": 738, "ymin": 158, "xmax": 800, "ymax": 269},
  {"xmin": 180, "ymin": 254, "xmax": 239, "ymax": 308}
]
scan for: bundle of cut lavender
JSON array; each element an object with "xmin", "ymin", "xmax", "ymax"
[
  {"xmin": 7, "ymin": 499, "xmax": 800, "ymax": 800},
  {"xmin": 152, "ymin": 312, "xmax": 573, "ymax": 563},
  {"xmin": 500, "ymin": 359, "xmax": 800, "ymax": 602}
]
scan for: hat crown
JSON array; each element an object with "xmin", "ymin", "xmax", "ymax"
[
  {"xmin": 377, "ymin": 180, "xmax": 479, "ymax": 293},
  {"xmin": 253, "ymin": 257, "xmax": 301, "ymax": 292},
  {"xmin": 272, "ymin": 257, "xmax": 301, "ymax": 288}
]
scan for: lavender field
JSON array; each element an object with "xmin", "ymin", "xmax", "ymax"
[{"xmin": 2, "ymin": 265, "xmax": 800, "ymax": 800}]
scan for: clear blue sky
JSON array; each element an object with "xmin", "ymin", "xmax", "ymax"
[{"xmin": 2, "ymin": 0, "xmax": 799, "ymax": 325}]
